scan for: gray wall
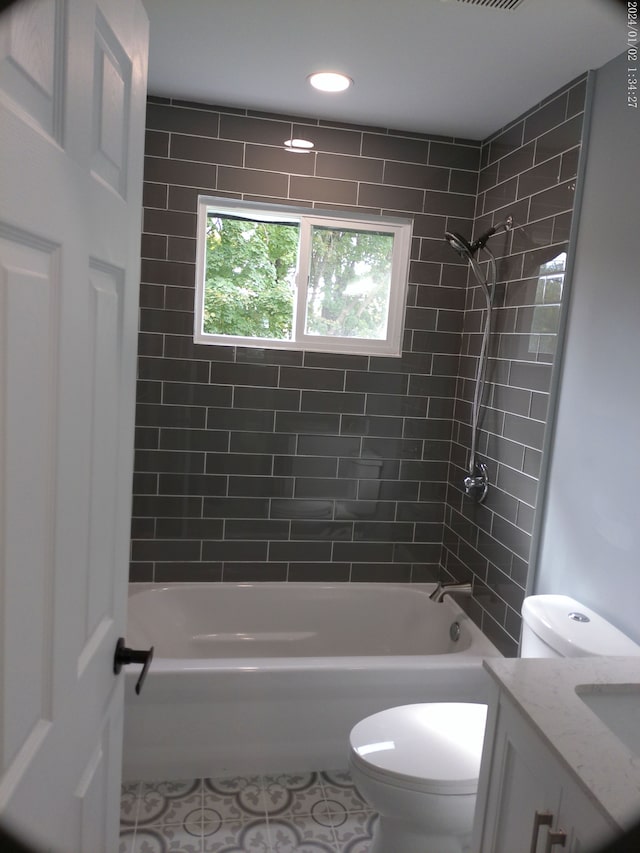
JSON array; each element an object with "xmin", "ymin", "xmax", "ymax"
[
  {"xmin": 535, "ymin": 53, "xmax": 640, "ymax": 644},
  {"xmin": 132, "ymin": 100, "xmax": 479, "ymax": 587},
  {"xmin": 442, "ymin": 78, "xmax": 586, "ymax": 655}
]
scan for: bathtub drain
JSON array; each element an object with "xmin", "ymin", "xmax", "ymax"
[{"xmin": 449, "ymin": 621, "xmax": 461, "ymax": 643}]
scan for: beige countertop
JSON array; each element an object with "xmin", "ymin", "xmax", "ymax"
[{"xmin": 483, "ymin": 656, "xmax": 640, "ymax": 832}]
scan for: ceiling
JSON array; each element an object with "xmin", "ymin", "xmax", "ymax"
[{"xmin": 142, "ymin": 0, "xmax": 626, "ymax": 140}]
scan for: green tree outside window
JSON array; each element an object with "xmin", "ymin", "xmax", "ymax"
[{"xmin": 203, "ymin": 216, "xmax": 299, "ymax": 339}]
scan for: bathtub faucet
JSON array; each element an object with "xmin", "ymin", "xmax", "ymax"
[{"xmin": 428, "ymin": 582, "xmax": 473, "ymax": 603}]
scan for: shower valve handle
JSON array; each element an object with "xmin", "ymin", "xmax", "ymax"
[{"xmin": 113, "ymin": 637, "xmax": 154, "ymax": 695}]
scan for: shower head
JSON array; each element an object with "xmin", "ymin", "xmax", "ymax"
[
  {"xmin": 444, "ymin": 216, "xmax": 513, "ymax": 259},
  {"xmin": 444, "ymin": 231, "xmax": 475, "ymax": 259}
]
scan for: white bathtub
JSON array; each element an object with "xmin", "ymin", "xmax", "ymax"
[{"xmin": 122, "ymin": 582, "xmax": 501, "ymax": 781}]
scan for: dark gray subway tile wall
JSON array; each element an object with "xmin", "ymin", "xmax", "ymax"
[
  {"xmin": 132, "ymin": 99, "xmax": 479, "ymax": 589},
  {"xmin": 132, "ymin": 77, "xmax": 586, "ymax": 657},
  {"xmin": 442, "ymin": 76, "xmax": 587, "ymax": 655}
]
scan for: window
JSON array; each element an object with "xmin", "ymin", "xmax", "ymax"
[
  {"xmin": 194, "ymin": 198, "xmax": 412, "ymax": 356},
  {"xmin": 529, "ymin": 251, "xmax": 567, "ymax": 358}
]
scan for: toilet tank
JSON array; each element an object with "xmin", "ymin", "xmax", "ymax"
[{"xmin": 521, "ymin": 595, "xmax": 640, "ymax": 658}]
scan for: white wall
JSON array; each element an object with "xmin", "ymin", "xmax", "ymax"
[{"xmin": 535, "ymin": 52, "xmax": 640, "ymax": 643}]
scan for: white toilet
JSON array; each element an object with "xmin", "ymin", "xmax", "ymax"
[{"xmin": 348, "ymin": 594, "xmax": 640, "ymax": 853}]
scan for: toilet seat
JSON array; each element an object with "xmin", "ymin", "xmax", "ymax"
[{"xmin": 349, "ymin": 703, "xmax": 487, "ymax": 795}]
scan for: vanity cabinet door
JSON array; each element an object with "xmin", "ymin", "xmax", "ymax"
[
  {"xmin": 557, "ymin": 778, "xmax": 617, "ymax": 853},
  {"xmin": 473, "ymin": 691, "xmax": 618, "ymax": 853},
  {"xmin": 475, "ymin": 697, "xmax": 563, "ymax": 853}
]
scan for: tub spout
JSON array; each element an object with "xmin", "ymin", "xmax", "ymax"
[{"xmin": 429, "ymin": 582, "xmax": 473, "ymax": 603}]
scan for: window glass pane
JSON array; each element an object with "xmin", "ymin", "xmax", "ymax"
[
  {"xmin": 305, "ymin": 226, "xmax": 394, "ymax": 340},
  {"xmin": 529, "ymin": 251, "xmax": 566, "ymax": 357},
  {"xmin": 203, "ymin": 214, "xmax": 299, "ymax": 340}
]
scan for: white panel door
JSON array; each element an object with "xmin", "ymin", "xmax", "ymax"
[{"xmin": 0, "ymin": 0, "xmax": 148, "ymax": 850}]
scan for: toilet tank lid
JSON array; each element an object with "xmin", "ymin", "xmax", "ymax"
[{"xmin": 522, "ymin": 595, "xmax": 640, "ymax": 657}]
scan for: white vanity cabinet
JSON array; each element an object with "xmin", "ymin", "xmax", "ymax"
[{"xmin": 472, "ymin": 684, "xmax": 618, "ymax": 853}]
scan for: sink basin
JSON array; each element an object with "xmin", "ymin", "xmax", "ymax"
[{"xmin": 576, "ymin": 683, "xmax": 640, "ymax": 759}]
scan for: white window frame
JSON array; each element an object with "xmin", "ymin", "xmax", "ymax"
[{"xmin": 194, "ymin": 197, "xmax": 412, "ymax": 356}]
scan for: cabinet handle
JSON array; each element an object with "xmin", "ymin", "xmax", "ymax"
[
  {"xmin": 529, "ymin": 811, "xmax": 553, "ymax": 853},
  {"xmin": 545, "ymin": 829, "xmax": 567, "ymax": 851}
]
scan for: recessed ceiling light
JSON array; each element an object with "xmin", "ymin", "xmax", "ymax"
[
  {"xmin": 308, "ymin": 71, "xmax": 352, "ymax": 93},
  {"xmin": 284, "ymin": 138, "xmax": 314, "ymax": 153}
]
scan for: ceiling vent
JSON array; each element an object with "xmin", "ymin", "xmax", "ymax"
[{"xmin": 453, "ymin": 0, "xmax": 527, "ymax": 9}]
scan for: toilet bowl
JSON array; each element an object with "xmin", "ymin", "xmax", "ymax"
[
  {"xmin": 349, "ymin": 702, "xmax": 487, "ymax": 853},
  {"xmin": 349, "ymin": 593, "xmax": 640, "ymax": 853}
]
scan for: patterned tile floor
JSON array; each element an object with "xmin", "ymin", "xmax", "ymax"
[{"xmin": 120, "ymin": 769, "xmax": 377, "ymax": 852}]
